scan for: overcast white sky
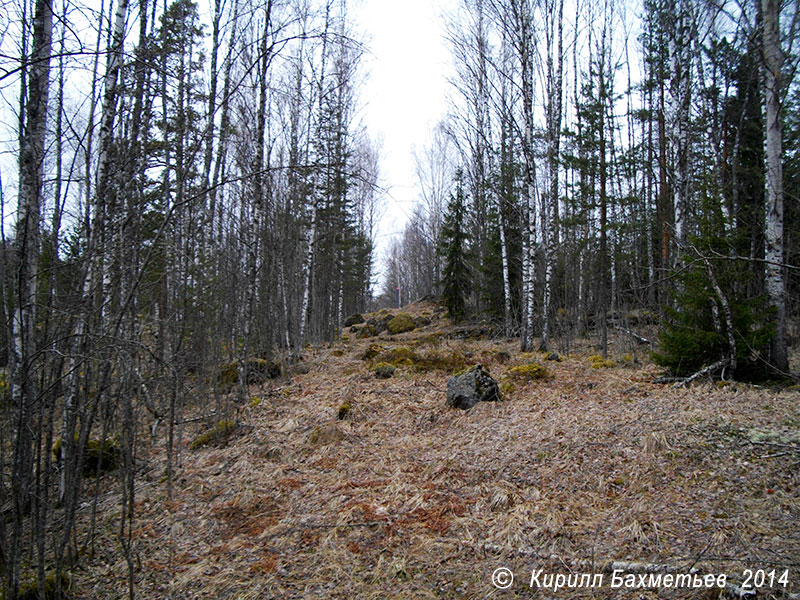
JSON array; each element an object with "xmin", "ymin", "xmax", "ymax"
[
  {"xmin": 352, "ymin": 0, "xmax": 456, "ymax": 281},
  {"xmin": 0, "ymin": 0, "xmax": 456, "ymax": 288}
]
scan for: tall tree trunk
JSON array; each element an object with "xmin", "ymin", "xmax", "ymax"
[
  {"xmin": 509, "ymin": 0, "xmax": 537, "ymax": 352},
  {"xmin": 762, "ymin": 0, "xmax": 788, "ymax": 372},
  {"xmin": 540, "ymin": 0, "xmax": 564, "ymax": 351},
  {"xmin": 668, "ymin": 3, "xmax": 691, "ymax": 259},
  {"xmin": 10, "ymin": 0, "xmax": 52, "ymax": 593},
  {"xmin": 299, "ymin": 1, "xmax": 332, "ymax": 348},
  {"xmin": 598, "ymin": 40, "xmax": 609, "ymax": 359}
]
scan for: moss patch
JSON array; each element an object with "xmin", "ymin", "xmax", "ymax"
[
  {"xmin": 507, "ymin": 363, "xmax": 550, "ymax": 380},
  {"xmin": 592, "ymin": 360, "xmax": 615, "ymax": 369},
  {"xmin": 189, "ymin": 419, "xmax": 237, "ymax": 451},
  {"xmin": 414, "ymin": 349, "xmax": 467, "ymax": 373},
  {"xmin": 376, "ymin": 346, "xmax": 418, "ymax": 365},
  {"xmin": 337, "ymin": 402, "xmax": 351, "ymax": 420},
  {"xmin": 14, "ymin": 570, "xmax": 72, "ymax": 600},
  {"xmin": 217, "ymin": 358, "xmax": 281, "ymax": 388},
  {"xmin": 361, "ymin": 344, "xmax": 384, "ymax": 360},
  {"xmin": 357, "ymin": 325, "xmax": 378, "ymax": 339},
  {"xmin": 373, "ymin": 346, "xmax": 468, "ymax": 374},
  {"xmin": 53, "ymin": 434, "xmax": 120, "ymax": 475},
  {"xmin": 387, "ymin": 313, "xmax": 416, "ymax": 334},
  {"xmin": 500, "ymin": 381, "xmax": 517, "ymax": 395}
]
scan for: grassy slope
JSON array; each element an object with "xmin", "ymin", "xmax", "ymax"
[{"xmin": 75, "ymin": 301, "xmax": 799, "ymax": 599}]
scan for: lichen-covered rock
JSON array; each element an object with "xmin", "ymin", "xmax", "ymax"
[
  {"xmin": 361, "ymin": 344, "xmax": 383, "ymax": 360},
  {"xmin": 414, "ymin": 316, "xmax": 432, "ymax": 328},
  {"xmin": 343, "ymin": 313, "xmax": 365, "ymax": 327},
  {"xmin": 387, "ymin": 313, "xmax": 416, "ymax": 334},
  {"xmin": 373, "ymin": 362, "xmax": 396, "ymax": 379},
  {"xmin": 366, "ymin": 314, "xmax": 392, "ymax": 334},
  {"xmin": 356, "ymin": 324, "xmax": 377, "ymax": 339},
  {"xmin": 217, "ymin": 358, "xmax": 281, "ymax": 388},
  {"xmin": 446, "ymin": 365, "xmax": 501, "ymax": 410}
]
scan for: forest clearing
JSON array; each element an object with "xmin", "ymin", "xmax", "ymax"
[
  {"xmin": 61, "ymin": 300, "xmax": 800, "ymax": 599},
  {"xmin": 2, "ymin": 0, "xmax": 799, "ymax": 596}
]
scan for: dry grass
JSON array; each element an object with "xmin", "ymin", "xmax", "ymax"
[{"xmin": 69, "ymin": 301, "xmax": 800, "ymax": 599}]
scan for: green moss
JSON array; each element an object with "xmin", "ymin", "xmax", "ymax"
[
  {"xmin": 500, "ymin": 381, "xmax": 516, "ymax": 395},
  {"xmin": 249, "ymin": 396, "xmax": 262, "ymax": 408},
  {"xmin": 386, "ymin": 313, "xmax": 416, "ymax": 334},
  {"xmin": 189, "ymin": 419, "xmax": 236, "ymax": 450},
  {"xmin": 15, "ymin": 570, "xmax": 71, "ymax": 600},
  {"xmin": 356, "ymin": 325, "xmax": 377, "ymax": 339},
  {"xmin": 414, "ymin": 349, "xmax": 467, "ymax": 373},
  {"xmin": 0, "ymin": 368, "xmax": 9, "ymax": 406},
  {"xmin": 53, "ymin": 433, "xmax": 120, "ymax": 475},
  {"xmin": 330, "ymin": 349, "xmax": 344, "ymax": 357},
  {"xmin": 591, "ymin": 359, "xmax": 615, "ymax": 369},
  {"xmin": 418, "ymin": 333, "xmax": 444, "ymax": 347},
  {"xmin": 361, "ymin": 344, "xmax": 383, "ymax": 360},
  {"xmin": 217, "ymin": 358, "xmax": 281, "ymax": 388},
  {"xmin": 414, "ymin": 316, "xmax": 432, "ymax": 327},
  {"xmin": 373, "ymin": 363, "xmax": 396, "ymax": 379},
  {"xmin": 337, "ymin": 402, "xmax": 351, "ymax": 420},
  {"xmin": 507, "ymin": 363, "xmax": 550, "ymax": 380},
  {"xmin": 376, "ymin": 346, "xmax": 419, "ymax": 364}
]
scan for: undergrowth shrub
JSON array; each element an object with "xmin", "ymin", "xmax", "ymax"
[{"xmin": 652, "ymin": 245, "xmax": 774, "ymax": 380}]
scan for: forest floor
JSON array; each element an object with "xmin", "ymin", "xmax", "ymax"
[{"xmin": 74, "ymin": 300, "xmax": 800, "ymax": 599}]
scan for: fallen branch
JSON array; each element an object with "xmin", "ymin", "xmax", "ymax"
[
  {"xmin": 672, "ymin": 359, "xmax": 730, "ymax": 388},
  {"xmin": 654, "ymin": 375, "xmax": 683, "ymax": 384},
  {"xmin": 612, "ymin": 324, "xmax": 650, "ymax": 345}
]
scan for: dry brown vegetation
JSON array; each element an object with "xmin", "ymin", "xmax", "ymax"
[{"xmin": 69, "ymin": 300, "xmax": 799, "ymax": 599}]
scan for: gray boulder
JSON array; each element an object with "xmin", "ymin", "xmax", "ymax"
[
  {"xmin": 343, "ymin": 313, "xmax": 365, "ymax": 327},
  {"xmin": 446, "ymin": 365, "xmax": 501, "ymax": 410}
]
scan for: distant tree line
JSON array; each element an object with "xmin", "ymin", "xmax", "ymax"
[{"xmin": 382, "ymin": 0, "xmax": 798, "ymax": 375}]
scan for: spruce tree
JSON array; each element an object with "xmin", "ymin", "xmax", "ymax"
[{"xmin": 439, "ymin": 169, "xmax": 472, "ymax": 322}]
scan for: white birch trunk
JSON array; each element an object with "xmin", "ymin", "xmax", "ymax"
[
  {"xmin": 762, "ymin": 0, "xmax": 788, "ymax": 372},
  {"xmin": 60, "ymin": 0, "xmax": 129, "ymax": 502},
  {"xmin": 668, "ymin": 1, "xmax": 692, "ymax": 260}
]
